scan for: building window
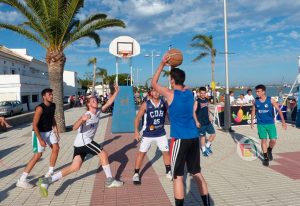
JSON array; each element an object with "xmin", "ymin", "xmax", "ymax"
[
  {"xmin": 4, "ymin": 60, "xmax": 6, "ymax": 64},
  {"xmin": 23, "ymin": 65, "xmax": 26, "ymax": 68},
  {"xmin": 11, "ymin": 69, "xmax": 15, "ymax": 74},
  {"xmin": 32, "ymin": 95, "xmax": 39, "ymax": 102}
]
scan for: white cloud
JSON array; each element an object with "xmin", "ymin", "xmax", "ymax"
[
  {"xmin": 0, "ymin": 11, "xmax": 23, "ymax": 24},
  {"xmin": 289, "ymin": 31, "xmax": 300, "ymax": 40}
]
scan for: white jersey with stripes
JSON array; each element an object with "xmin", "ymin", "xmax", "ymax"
[{"xmin": 73, "ymin": 109, "xmax": 101, "ymax": 147}]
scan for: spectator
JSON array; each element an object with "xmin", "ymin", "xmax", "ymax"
[
  {"xmin": 0, "ymin": 116, "xmax": 12, "ymax": 129},
  {"xmin": 291, "ymin": 99, "xmax": 297, "ymax": 121},
  {"xmin": 236, "ymin": 94, "xmax": 248, "ymax": 105},
  {"xmin": 245, "ymin": 89, "xmax": 255, "ymax": 104},
  {"xmin": 229, "ymin": 91, "xmax": 235, "ymax": 104},
  {"xmin": 216, "ymin": 89, "xmax": 220, "ymax": 102}
]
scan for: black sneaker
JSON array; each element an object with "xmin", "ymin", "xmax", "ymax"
[
  {"xmin": 263, "ymin": 158, "xmax": 269, "ymax": 167},
  {"xmin": 267, "ymin": 148, "xmax": 273, "ymax": 161}
]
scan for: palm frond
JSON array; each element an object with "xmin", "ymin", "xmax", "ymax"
[
  {"xmin": 0, "ymin": 23, "xmax": 47, "ymax": 48},
  {"xmin": 88, "ymin": 57, "xmax": 97, "ymax": 66},
  {"xmin": 162, "ymin": 70, "xmax": 170, "ymax": 77},
  {"xmin": 192, "ymin": 53, "xmax": 209, "ymax": 62}
]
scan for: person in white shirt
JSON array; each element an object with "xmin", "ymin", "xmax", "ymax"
[
  {"xmin": 244, "ymin": 89, "xmax": 255, "ymax": 104},
  {"xmin": 236, "ymin": 94, "xmax": 248, "ymax": 105},
  {"xmin": 229, "ymin": 91, "xmax": 235, "ymax": 104},
  {"xmin": 38, "ymin": 85, "xmax": 123, "ymax": 198}
]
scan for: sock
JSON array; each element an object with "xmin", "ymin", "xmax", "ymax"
[
  {"xmin": 201, "ymin": 194, "xmax": 210, "ymax": 206},
  {"xmin": 202, "ymin": 146, "xmax": 206, "ymax": 152},
  {"xmin": 175, "ymin": 198, "xmax": 184, "ymax": 206},
  {"xmin": 263, "ymin": 153, "xmax": 268, "ymax": 159},
  {"xmin": 102, "ymin": 164, "xmax": 112, "ymax": 178},
  {"xmin": 20, "ymin": 172, "xmax": 29, "ymax": 181},
  {"xmin": 165, "ymin": 165, "xmax": 171, "ymax": 174},
  {"xmin": 268, "ymin": 147, "xmax": 273, "ymax": 152},
  {"xmin": 206, "ymin": 141, "xmax": 211, "ymax": 148},
  {"xmin": 48, "ymin": 166, "xmax": 54, "ymax": 174},
  {"xmin": 51, "ymin": 171, "xmax": 62, "ymax": 183},
  {"xmin": 134, "ymin": 168, "xmax": 140, "ymax": 174}
]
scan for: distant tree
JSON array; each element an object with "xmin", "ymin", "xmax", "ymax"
[
  {"xmin": 191, "ymin": 34, "xmax": 217, "ymax": 103},
  {"xmin": 107, "ymin": 73, "xmax": 130, "ymax": 86}
]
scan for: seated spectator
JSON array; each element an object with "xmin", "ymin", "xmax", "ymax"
[
  {"xmin": 236, "ymin": 94, "xmax": 248, "ymax": 105},
  {"xmin": 0, "ymin": 116, "xmax": 12, "ymax": 129}
]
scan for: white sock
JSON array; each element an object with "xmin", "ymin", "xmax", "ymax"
[
  {"xmin": 202, "ymin": 146, "xmax": 206, "ymax": 152},
  {"xmin": 20, "ymin": 172, "xmax": 29, "ymax": 181},
  {"xmin": 51, "ymin": 171, "xmax": 63, "ymax": 182},
  {"xmin": 206, "ymin": 141, "xmax": 211, "ymax": 148},
  {"xmin": 48, "ymin": 166, "xmax": 54, "ymax": 174},
  {"xmin": 102, "ymin": 164, "xmax": 112, "ymax": 178}
]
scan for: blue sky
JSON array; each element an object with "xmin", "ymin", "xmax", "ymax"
[{"xmin": 0, "ymin": 0, "xmax": 300, "ymax": 87}]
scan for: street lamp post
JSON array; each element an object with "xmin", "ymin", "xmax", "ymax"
[
  {"xmin": 223, "ymin": 0, "xmax": 232, "ymax": 132},
  {"xmin": 134, "ymin": 68, "xmax": 142, "ymax": 88},
  {"xmin": 145, "ymin": 50, "xmax": 160, "ymax": 77}
]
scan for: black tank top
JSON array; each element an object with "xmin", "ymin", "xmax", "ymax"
[{"xmin": 37, "ymin": 103, "xmax": 56, "ymax": 132}]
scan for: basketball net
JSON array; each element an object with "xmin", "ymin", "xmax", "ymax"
[{"xmin": 120, "ymin": 51, "xmax": 132, "ymax": 64}]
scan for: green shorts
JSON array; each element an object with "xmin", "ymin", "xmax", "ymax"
[{"xmin": 257, "ymin": 124, "xmax": 277, "ymax": 139}]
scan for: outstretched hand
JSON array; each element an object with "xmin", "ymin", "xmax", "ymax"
[{"xmin": 114, "ymin": 85, "xmax": 120, "ymax": 94}]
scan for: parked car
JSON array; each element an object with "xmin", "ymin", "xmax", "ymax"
[
  {"xmin": 0, "ymin": 101, "xmax": 23, "ymax": 117},
  {"xmin": 63, "ymin": 96, "xmax": 70, "ymax": 104}
]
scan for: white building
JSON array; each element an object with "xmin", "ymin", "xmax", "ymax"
[
  {"xmin": 0, "ymin": 46, "xmax": 49, "ymax": 111},
  {"xmin": 63, "ymin": 70, "xmax": 84, "ymax": 97}
]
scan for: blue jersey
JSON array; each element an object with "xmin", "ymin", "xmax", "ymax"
[
  {"xmin": 169, "ymin": 89, "xmax": 198, "ymax": 139},
  {"xmin": 255, "ymin": 96, "xmax": 275, "ymax": 124},
  {"xmin": 142, "ymin": 99, "xmax": 167, "ymax": 137},
  {"xmin": 196, "ymin": 98, "xmax": 210, "ymax": 125}
]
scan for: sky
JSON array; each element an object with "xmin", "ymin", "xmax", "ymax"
[{"xmin": 0, "ymin": 0, "xmax": 300, "ymax": 87}]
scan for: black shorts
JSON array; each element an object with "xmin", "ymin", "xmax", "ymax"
[
  {"xmin": 171, "ymin": 138, "xmax": 201, "ymax": 178},
  {"xmin": 73, "ymin": 141, "xmax": 103, "ymax": 161}
]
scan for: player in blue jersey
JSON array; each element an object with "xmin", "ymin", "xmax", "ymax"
[
  {"xmin": 193, "ymin": 87, "xmax": 216, "ymax": 157},
  {"xmin": 251, "ymin": 84, "xmax": 287, "ymax": 166},
  {"xmin": 152, "ymin": 56, "xmax": 210, "ymax": 206},
  {"xmin": 132, "ymin": 88, "xmax": 171, "ymax": 184}
]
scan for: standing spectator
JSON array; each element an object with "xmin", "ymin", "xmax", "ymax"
[
  {"xmin": 245, "ymin": 89, "xmax": 255, "ymax": 104},
  {"xmin": 216, "ymin": 89, "xmax": 220, "ymax": 102},
  {"xmin": 229, "ymin": 91, "xmax": 235, "ymax": 104}
]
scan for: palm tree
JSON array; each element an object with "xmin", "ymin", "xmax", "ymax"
[
  {"xmin": 0, "ymin": 0, "xmax": 125, "ymax": 132},
  {"xmin": 96, "ymin": 67, "xmax": 108, "ymax": 95},
  {"xmin": 162, "ymin": 70, "xmax": 170, "ymax": 78},
  {"xmin": 88, "ymin": 57, "xmax": 97, "ymax": 94},
  {"xmin": 191, "ymin": 34, "xmax": 217, "ymax": 103}
]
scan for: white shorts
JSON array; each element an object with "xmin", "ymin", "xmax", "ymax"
[
  {"xmin": 32, "ymin": 131, "xmax": 58, "ymax": 153},
  {"xmin": 139, "ymin": 135, "xmax": 169, "ymax": 153}
]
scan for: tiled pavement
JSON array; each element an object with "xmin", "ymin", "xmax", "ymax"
[{"xmin": 1, "ymin": 107, "xmax": 300, "ymax": 205}]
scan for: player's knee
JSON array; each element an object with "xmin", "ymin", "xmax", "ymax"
[
  {"xmin": 72, "ymin": 164, "xmax": 81, "ymax": 172},
  {"xmin": 52, "ymin": 144, "xmax": 60, "ymax": 153},
  {"xmin": 34, "ymin": 153, "xmax": 42, "ymax": 160}
]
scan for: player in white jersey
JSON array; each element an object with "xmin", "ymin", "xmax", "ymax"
[{"xmin": 38, "ymin": 85, "xmax": 123, "ymax": 197}]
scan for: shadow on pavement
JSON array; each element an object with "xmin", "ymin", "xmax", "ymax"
[
  {"xmin": 0, "ymin": 144, "xmax": 25, "ymax": 160},
  {"xmin": 140, "ymin": 147, "xmax": 162, "ymax": 179}
]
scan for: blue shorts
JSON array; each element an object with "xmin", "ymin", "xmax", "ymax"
[{"xmin": 198, "ymin": 123, "xmax": 215, "ymax": 137}]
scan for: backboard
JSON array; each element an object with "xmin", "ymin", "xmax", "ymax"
[{"xmin": 109, "ymin": 36, "xmax": 140, "ymax": 58}]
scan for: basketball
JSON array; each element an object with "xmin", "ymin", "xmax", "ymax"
[{"xmin": 164, "ymin": 48, "xmax": 183, "ymax": 68}]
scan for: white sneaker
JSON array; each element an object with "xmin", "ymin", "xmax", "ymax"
[
  {"xmin": 105, "ymin": 177, "xmax": 124, "ymax": 188},
  {"xmin": 45, "ymin": 171, "xmax": 53, "ymax": 178},
  {"xmin": 132, "ymin": 173, "xmax": 141, "ymax": 185},
  {"xmin": 16, "ymin": 179, "xmax": 34, "ymax": 189},
  {"xmin": 166, "ymin": 171, "xmax": 173, "ymax": 181}
]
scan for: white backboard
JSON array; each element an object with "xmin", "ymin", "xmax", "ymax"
[{"xmin": 109, "ymin": 36, "xmax": 140, "ymax": 58}]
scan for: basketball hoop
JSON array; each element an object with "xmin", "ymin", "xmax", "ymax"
[{"xmin": 119, "ymin": 50, "xmax": 132, "ymax": 64}]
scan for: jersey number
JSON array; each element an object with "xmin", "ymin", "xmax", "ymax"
[{"xmin": 153, "ymin": 119, "xmax": 160, "ymax": 125}]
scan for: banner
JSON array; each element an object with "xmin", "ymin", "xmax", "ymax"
[{"xmin": 219, "ymin": 105, "xmax": 254, "ymax": 126}]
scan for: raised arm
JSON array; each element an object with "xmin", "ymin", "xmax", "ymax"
[
  {"xmin": 102, "ymin": 85, "xmax": 119, "ymax": 112},
  {"xmin": 151, "ymin": 57, "xmax": 173, "ymax": 105},
  {"xmin": 134, "ymin": 102, "xmax": 147, "ymax": 141}
]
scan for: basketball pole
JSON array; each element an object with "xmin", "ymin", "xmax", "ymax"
[
  {"xmin": 116, "ymin": 57, "xmax": 119, "ymax": 85},
  {"xmin": 130, "ymin": 58, "xmax": 133, "ymax": 86}
]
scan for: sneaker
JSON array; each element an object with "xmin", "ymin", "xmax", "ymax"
[
  {"xmin": 132, "ymin": 173, "xmax": 141, "ymax": 185},
  {"xmin": 206, "ymin": 146, "xmax": 213, "ymax": 154},
  {"xmin": 267, "ymin": 148, "xmax": 273, "ymax": 161},
  {"xmin": 45, "ymin": 171, "xmax": 53, "ymax": 178},
  {"xmin": 202, "ymin": 150, "xmax": 209, "ymax": 157},
  {"xmin": 262, "ymin": 158, "xmax": 269, "ymax": 167},
  {"xmin": 38, "ymin": 178, "xmax": 50, "ymax": 197},
  {"xmin": 105, "ymin": 177, "xmax": 124, "ymax": 188},
  {"xmin": 16, "ymin": 179, "xmax": 34, "ymax": 189},
  {"xmin": 166, "ymin": 171, "xmax": 172, "ymax": 181}
]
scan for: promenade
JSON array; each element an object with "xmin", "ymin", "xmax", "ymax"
[{"xmin": 0, "ymin": 107, "xmax": 300, "ymax": 206}]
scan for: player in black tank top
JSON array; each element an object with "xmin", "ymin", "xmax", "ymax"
[{"xmin": 17, "ymin": 88, "xmax": 60, "ymax": 189}]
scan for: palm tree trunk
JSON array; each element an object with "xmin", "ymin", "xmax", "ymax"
[
  {"xmin": 46, "ymin": 50, "xmax": 66, "ymax": 132},
  {"xmin": 92, "ymin": 63, "xmax": 96, "ymax": 94},
  {"xmin": 211, "ymin": 54, "xmax": 216, "ymax": 104}
]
